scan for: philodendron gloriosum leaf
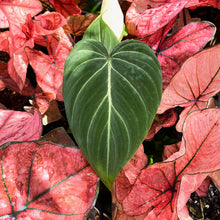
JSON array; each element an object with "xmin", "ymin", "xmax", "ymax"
[{"xmin": 63, "ymin": 39, "xmax": 162, "ymax": 190}]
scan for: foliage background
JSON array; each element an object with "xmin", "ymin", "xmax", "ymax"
[{"xmin": 0, "ymin": 0, "xmax": 220, "ymax": 219}]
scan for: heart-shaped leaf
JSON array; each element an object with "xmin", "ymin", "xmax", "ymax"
[{"xmin": 63, "ymin": 39, "xmax": 162, "ymax": 190}]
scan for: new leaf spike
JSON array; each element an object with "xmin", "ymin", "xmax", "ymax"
[{"xmin": 100, "ymin": 0, "xmax": 124, "ymax": 40}]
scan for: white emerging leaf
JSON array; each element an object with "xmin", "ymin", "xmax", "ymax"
[{"xmin": 100, "ymin": 0, "xmax": 124, "ymax": 40}]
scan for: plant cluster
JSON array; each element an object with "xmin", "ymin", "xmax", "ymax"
[{"xmin": 0, "ymin": 0, "xmax": 219, "ymax": 219}]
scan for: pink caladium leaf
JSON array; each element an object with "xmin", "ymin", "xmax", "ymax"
[
  {"xmin": 141, "ymin": 21, "xmax": 216, "ymax": 90},
  {"xmin": 177, "ymin": 173, "xmax": 210, "ymax": 219},
  {"xmin": 4, "ymin": 16, "xmax": 38, "ymax": 92},
  {"xmin": 4, "ymin": 11, "xmax": 71, "ymax": 93},
  {"xmin": 34, "ymin": 12, "xmax": 67, "ymax": 36},
  {"xmin": 21, "ymin": 14, "xmax": 48, "ymax": 47},
  {"xmin": 115, "ymin": 144, "xmax": 148, "ymax": 203},
  {"xmin": 26, "ymin": 35, "xmax": 71, "ymax": 101},
  {"xmin": 195, "ymin": 176, "xmax": 211, "ymax": 197},
  {"xmin": 0, "ymin": 109, "xmax": 42, "ymax": 146},
  {"xmin": 145, "ymin": 109, "xmax": 177, "ymax": 141},
  {"xmin": 125, "ymin": 0, "xmax": 187, "ymax": 38},
  {"xmin": 112, "ymin": 144, "xmax": 148, "ymax": 219},
  {"xmin": 0, "ymin": 67, "xmax": 35, "ymax": 96},
  {"xmin": 48, "ymin": 0, "xmax": 81, "ymax": 18},
  {"xmin": 0, "ymin": 140, "xmax": 99, "ymax": 219},
  {"xmin": 185, "ymin": 0, "xmax": 220, "ymax": 9},
  {"xmin": 21, "ymin": 12, "xmax": 71, "ymax": 49},
  {"xmin": 158, "ymin": 44, "xmax": 220, "ymax": 131},
  {"xmin": 0, "ymin": 0, "xmax": 42, "ymax": 29},
  {"xmin": 162, "ymin": 142, "xmax": 181, "ymax": 161},
  {"xmin": 157, "ymin": 22, "xmax": 215, "ymax": 89},
  {"xmin": 209, "ymin": 171, "xmax": 220, "ymax": 191},
  {"xmin": 121, "ymin": 108, "xmax": 220, "ymax": 219},
  {"xmin": 7, "ymin": 36, "xmax": 35, "ymax": 91}
]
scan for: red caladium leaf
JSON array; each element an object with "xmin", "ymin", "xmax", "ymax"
[
  {"xmin": 0, "ymin": 67, "xmax": 35, "ymax": 96},
  {"xmin": 121, "ymin": 108, "xmax": 220, "ymax": 219},
  {"xmin": 3, "ymin": 15, "xmax": 39, "ymax": 92},
  {"xmin": 4, "ymin": 11, "xmax": 71, "ymax": 93},
  {"xmin": 8, "ymin": 37, "xmax": 34, "ymax": 91},
  {"xmin": 141, "ymin": 21, "xmax": 216, "ymax": 90},
  {"xmin": 158, "ymin": 44, "xmax": 220, "ymax": 131},
  {"xmin": 0, "ymin": 31, "xmax": 9, "ymax": 52},
  {"xmin": 33, "ymin": 86, "xmax": 54, "ymax": 114},
  {"xmin": 41, "ymin": 127, "xmax": 75, "ymax": 146},
  {"xmin": 48, "ymin": 0, "xmax": 81, "ymax": 18},
  {"xmin": 21, "ymin": 12, "xmax": 72, "ymax": 52},
  {"xmin": 145, "ymin": 110, "xmax": 177, "ymax": 141},
  {"xmin": 125, "ymin": 0, "xmax": 187, "ymax": 38},
  {"xmin": 21, "ymin": 14, "xmax": 48, "ymax": 47},
  {"xmin": 185, "ymin": 0, "xmax": 220, "ymax": 9},
  {"xmin": 0, "ymin": 0, "xmax": 42, "ymax": 29},
  {"xmin": 50, "ymin": 26, "xmax": 73, "ymax": 50},
  {"xmin": 0, "ymin": 110, "xmax": 42, "ymax": 146},
  {"xmin": 34, "ymin": 12, "xmax": 67, "ymax": 36},
  {"xmin": 0, "ymin": 103, "xmax": 7, "ymax": 109},
  {"xmin": 162, "ymin": 142, "xmax": 181, "ymax": 161},
  {"xmin": 26, "ymin": 35, "xmax": 71, "ymax": 101},
  {"xmin": 64, "ymin": 14, "xmax": 98, "ymax": 36},
  {"xmin": 0, "ymin": 67, "xmax": 9, "ymax": 91},
  {"xmin": 23, "ymin": 12, "xmax": 71, "ymax": 49},
  {"xmin": 0, "ymin": 32, "xmax": 10, "ymax": 90},
  {"xmin": 0, "ymin": 54, "xmax": 9, "ymax": 91},
  {"xmin": 141, "ymin": 17, "xmax": 176, "ymax": 51},
  {"xmin": 125, "ymin": 0, "xmax": 219, "ymax": 37},
  {"xmin": 0, "ymin": 140, "xmax": 99, "ymax": 219},
  {"xmin": 157, "ymin": 22, "xmax": 215, "ymax": 89}
]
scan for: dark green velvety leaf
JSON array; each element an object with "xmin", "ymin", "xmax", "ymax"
[
  {"xmin": 83, "ymin": 15, "xmax": 119, "ymax": 53},
  {"xmin": 63, "ymin": 39, "xmax": 162, "ymax": 190}
]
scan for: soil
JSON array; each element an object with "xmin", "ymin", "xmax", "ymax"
[{"xmin": 188, "ymin": 181, "xmax": 220, "ymax": 220}]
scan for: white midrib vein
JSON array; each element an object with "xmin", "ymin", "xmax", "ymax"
[{"xmin": 106, "ymin": 58, "xmax": 112, "ymax": 177}]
